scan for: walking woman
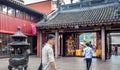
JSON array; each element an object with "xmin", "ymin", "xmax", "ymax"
[{"xmin": 83, "ymin": 43, "xmax": 93, "ymax": 70}]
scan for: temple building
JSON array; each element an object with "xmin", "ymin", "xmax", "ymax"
[
  {"xmin": 0, "ymin": 0, "xmax": 44, "ymax": 58},
  {"xmin": 36, "ymin": 0, "xmax": 120, "ymax": 61}
]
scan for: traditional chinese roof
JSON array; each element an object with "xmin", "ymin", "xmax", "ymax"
[
  {"xmin": 36, "ymin": 2, "xmax": 120, "ymax": 29},
  {"xmin": 0, "ymin": 0, "xmax": 44, "ymax": 19}
]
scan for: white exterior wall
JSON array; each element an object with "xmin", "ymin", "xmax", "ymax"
[{"xmin": 23, "ymin": 0, "xmax": 47, "ymax": 4}]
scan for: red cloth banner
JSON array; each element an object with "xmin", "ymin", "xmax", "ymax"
[{"xmin": 31, "ymin": 24, "xmax": 36, "ymax": 35}]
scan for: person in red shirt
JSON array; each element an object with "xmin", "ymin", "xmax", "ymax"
[{"xmin": 114, "ymin": 45, "xmax": 118, "ymax": 56}]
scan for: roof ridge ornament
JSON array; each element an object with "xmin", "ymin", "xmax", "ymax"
[
  {"xmin": 43, "ymin": 14, "xmax": 47, "ymax": 22},
  {"xmin": 17, "ymin": 26, "xmax": 21, "ymax": 31}
]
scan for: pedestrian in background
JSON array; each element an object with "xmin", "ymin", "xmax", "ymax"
[
  {"xmin": 88, "ymin": 41, "xmax": 93, "ymax": 49},
  {"xmin": 114, "ymin": 45, "xmax": 118, "ymax": 56},
  {"xmin": 42, "ymin": 34, "xmax": 56, "ymax": 70},
  {"xmin": 83, "ymin": 43, "xmax": 93, "ymax": 70}
]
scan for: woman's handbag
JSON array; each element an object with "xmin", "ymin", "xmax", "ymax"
[
  {"xmin": 38, "ymin": 47, "xmax": 42, "ymax": 70},
  {"xmin": 38, "ymin": 62, "xmax": 43, "ymax": 70}
]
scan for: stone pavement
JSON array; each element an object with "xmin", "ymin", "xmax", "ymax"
[{"xmin": 0, "ymin": 55, "xmax": 120, "ymax": 70}]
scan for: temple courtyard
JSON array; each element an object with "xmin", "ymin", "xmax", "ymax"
[{"xmin": 0, "ymin": 55, "xmax": 120, "ymax": 70}]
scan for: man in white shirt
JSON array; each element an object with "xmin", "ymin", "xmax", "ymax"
[
  {"xmin": 42, "ymin": 34, "xmax": 56, "ymax": 70},
  {"xmin": 83, "ymin": 43, "xmax": 93, "ymax": 70}
]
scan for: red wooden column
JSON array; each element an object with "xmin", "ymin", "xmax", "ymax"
[
  {"xmin": 96, "ymin": 32, "xmax": 102, "ymax": 52},
  {"xmin": 37, "ymin": 31, "xmax": 40, "ymax": 57},
  {"xmin": 76, "ymin": 34, "xmax": 79, "ymax": 49},
  {"xmin": 60, "ymin": 34, "xmax": 63, "ymax": 56},
  {"xmin": 37, "ymin": 31, "xmax": 42, "ymax": 57}
]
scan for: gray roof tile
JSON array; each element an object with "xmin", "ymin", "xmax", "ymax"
[{"xmin": 36, "ymin": 3, "xmax": 119, "ymax": 28}]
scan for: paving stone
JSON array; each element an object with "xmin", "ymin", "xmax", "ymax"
[{"xmin": 0, "ymin": 55, "xmax": 120, "ymax": 70}]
